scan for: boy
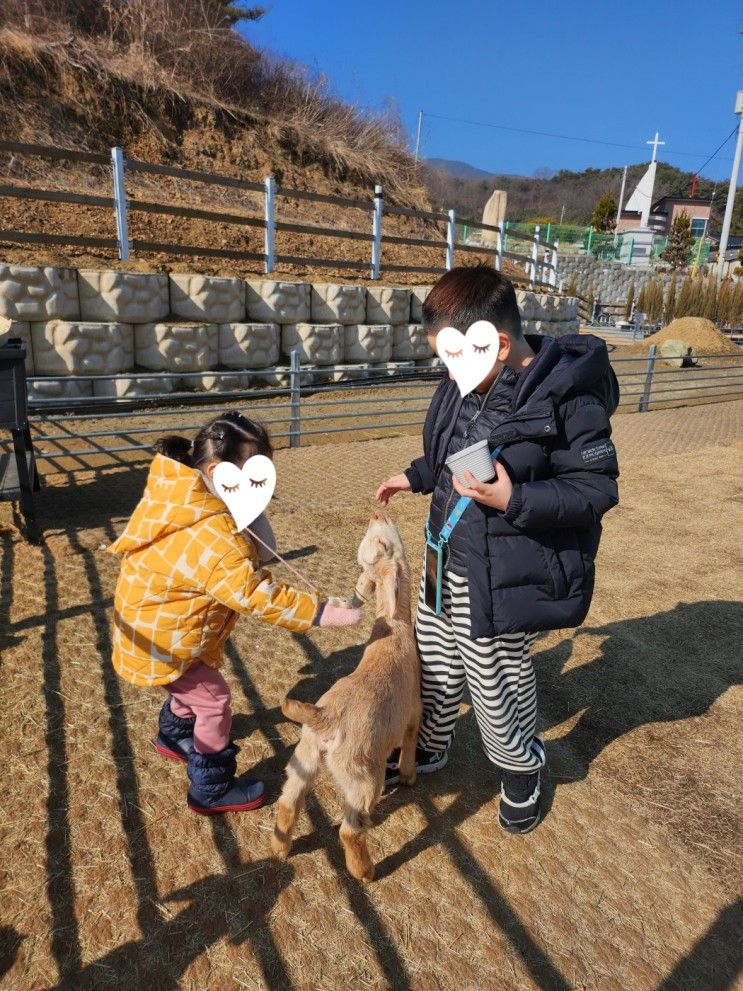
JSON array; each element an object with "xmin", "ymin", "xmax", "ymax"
[{"xmin": 376, "ymin": 266, "xmax": 619, "ymax": 833}]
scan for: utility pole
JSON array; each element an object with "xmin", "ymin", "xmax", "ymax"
[
  {"xmin": 615, "ymin": 165, "xmax": 628, "ymax": 232},
  {"xmin": 414, "ymin": 110, "xmax": 423, "ymax": 164},
  {"xmin": 716, "ymin": 90, "xmax": 743, "ymax": 282}
]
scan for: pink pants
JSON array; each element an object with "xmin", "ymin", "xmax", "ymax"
[{"xmin": 165, "ymin": 661, "xmax": 231, "ymax": 754}]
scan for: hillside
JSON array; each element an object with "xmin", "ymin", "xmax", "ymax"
[
  {"xmin": 424, "ymin": 160, "xmax": 743, "ymax": 235},
  {"xmin": 1, "ymin": 1, "xmax": 499, "ymax": 281}
]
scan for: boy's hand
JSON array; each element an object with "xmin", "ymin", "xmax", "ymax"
[
  {"xmin": 375, "ymin": 473, "xmax": 411, "ymax": 505},
  {"xmin": 452, "ymin": 462, "xmax": 513, "ymax": 511}
]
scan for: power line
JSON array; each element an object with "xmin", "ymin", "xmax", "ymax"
[
  {"xmin": 421, "ymin": 111, "xmax": 736, "ymax": 164},
  {"xmin": 694, "ymin": 124, "xmax": 739, "ymax": 176}
]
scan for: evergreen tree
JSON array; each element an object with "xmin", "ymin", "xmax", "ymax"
[
  {"xmin": 660, "ymin": 211, "xmax": 694, "ymax": 270},
  {"xmin": 590, "ymin": 194, "xmax": 617, "ymax": 232}
]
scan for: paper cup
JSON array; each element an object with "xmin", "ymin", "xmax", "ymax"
[{"xmin": 445, "ymin": 439, "xmax": 496, "ymax": 485}]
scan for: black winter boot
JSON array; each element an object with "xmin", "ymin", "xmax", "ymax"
[
  {"xmin": 155, "ymin": 698, "xmax": 195, "ymax": 762},
  {"xmin": 186, "ymin": 743, "xmax": 265, "ymax": 815}
]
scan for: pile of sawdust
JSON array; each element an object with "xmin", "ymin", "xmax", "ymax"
[{"xmin": 624, "ymin": 317, "xmax": 741, "ymax": 357}]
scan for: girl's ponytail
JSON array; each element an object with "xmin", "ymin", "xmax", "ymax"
[
  {"xmin": 153, "ymin": 434, "xmax": 193, "ymax": 466},
  {"xmin": 154, "ymin": 413, "xmax": 271, "ymax": 470}
]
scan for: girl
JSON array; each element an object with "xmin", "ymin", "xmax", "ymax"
[{"xmin": 109, "ymin": 410, "xmax": 361, "ymax": 815}]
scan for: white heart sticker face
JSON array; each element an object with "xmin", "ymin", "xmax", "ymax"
[
  {"xmin": 212, "ymin": 455, "xmax": 276, "ymax": 531},
  {"xmin": 436, "ymin": 321, "xmax": 500, "ymax": 397}
]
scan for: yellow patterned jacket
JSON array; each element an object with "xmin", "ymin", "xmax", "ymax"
[{"xmin": 108, "ymin": 454, "xmax": 319, "ymax": 687}]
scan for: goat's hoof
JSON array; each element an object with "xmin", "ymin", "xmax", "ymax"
[
  {"xmin": 399, "ymin": 771, "xmax": 416, "ymax": 787},
  {"xmin": 270, "ymin": 835, "xmax": 291, "ymax": 860}
]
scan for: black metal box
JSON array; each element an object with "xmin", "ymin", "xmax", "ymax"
[{"xmin": 0, "ymin": 339, "xmax": 29, "ymax": 431}]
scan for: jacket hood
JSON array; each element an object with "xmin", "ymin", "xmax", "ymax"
[
  {"xmin": 108, "ymin": 454, "xmax": 231, "ymax": 555},
  {"xmin": 513, "ymin": 334, "xmax": 619, "ymax": 415}
]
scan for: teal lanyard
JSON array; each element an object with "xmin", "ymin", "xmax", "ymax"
[{"xmin": 425, "ymin": 445, "xmax": 503, "ymax": 550}]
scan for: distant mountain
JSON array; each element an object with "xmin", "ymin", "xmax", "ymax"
[
  {"xmin": 422, "ymin": 160, "xmax": 743, "ymax": 235},
  {"xmin": 425, "ymin": 158, "xmax": 496, "ymax": 181}
]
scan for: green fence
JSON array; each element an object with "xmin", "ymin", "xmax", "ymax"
[{"xmin": 462, "ymin": 219, "xmax": 713, "ymax": 267}]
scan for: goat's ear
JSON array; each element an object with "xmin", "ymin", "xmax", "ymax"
[{"xmin": 380, "ymin": 560, "xmax": 399, "ymax": 617}]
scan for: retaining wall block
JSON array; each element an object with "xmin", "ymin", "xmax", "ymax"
[
  {"xmin": 345, "ymin": 324, "xmax": 393, "ymax": 363},
  {"xmin": 184, "ymin": 372, "xmax": 252, "ymax": 393},
  {"xmin": 311, "ymin": 284, "xmax": 367, "ymax": 325},
  {"xmin": 366, "ymin": 287, "xmax": 411, "ymax": 324},
  {"xmin": 78, "ymin": 270, "xmax": 170, "ymax": 323},
  {"xmin": 28, "ymin": 378, "xmax": 93, "ymax": 402},
  {"xmin": 135, "ymin": 323, "xmax": 218, "ymax": 372},
  {"xmin": 281, "ymin": 323, "xmax": 344, "ymax": 365},
  {"xmin": 0, "ymin": 265, "xmax": 80, "ymax": 321},
  {"xmin": 392, "ymin": 324, "xmax": 432, "ymax": 360},
  {"xmin": 92, "ymin": 375, "xmax": 181, "ymax": 398},
  {"xmin": 410, "ymin": 286, "xmax": 431, "ymax": 323},
  {"xmin": 0, "ymin": 317, "xmax": 33, "ymax": 372},
  {"xmin": 246, "ymin": 281, "xmax": 311, "ymax": 323},
  {"xmin": 218, "ymin": 323, "xmax": 280, "ymax": 369},
  {"xmin": 31, "ymin": 321, "xmax": 134, "ymax": 375},
  {"xmin": 170, "ymin": 274, "xmax": 246, "ymax": 323},
  {"xmin": 517, "ymin": 291, "xmax": 539, "ymax": 321}
]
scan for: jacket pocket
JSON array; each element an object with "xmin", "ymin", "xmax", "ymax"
[{"xmin": 542, "ymin": 531, "xmax": 589, "ymax": 599}]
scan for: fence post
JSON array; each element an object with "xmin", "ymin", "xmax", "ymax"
[
  {"xmin": 446, "ymin": 209, "xmax": 456, "ymax": 270},
  {"xmin": 371, "ymin": 184, "xmax": 383, "ymax": 280},
  {"xmin": 627, "ymin": 236, "xmax": 635, "ymax": 266},
  {"xmin": 586, "ymin": 225, "xmax": 594, "ymax": 256},
  {"xmin": 264, "ymin": 175, "xmax": 276, "ymax": 274},
  {"xmin": 110, "ymin": 147, "xmax": 130, "ymax": 262},
  {"xmin": 639, "ymin": 344, "xmax": 657, "ymax": 412},
  {"xmin": 530, "ymin": 225, "xmax": 540, "ymax": 289},
  {"xmin": 495, "ymin": 224, "xmax": 503, "ymax": 272},
  {"xmin": 289, "ymin": 347, "xmax": 301, "ymax": 447},
  {"xmin": 550, "ymin": 241, "xmax": 559, "ymax": 288}
]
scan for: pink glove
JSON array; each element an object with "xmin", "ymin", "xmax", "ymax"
[{"xmin": 316, "ymin": 602, "xmax": 363, "ymax": 628}]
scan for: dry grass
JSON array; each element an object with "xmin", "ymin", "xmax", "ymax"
[
  {"xmin": 0, "ymin": 3, "xmax": 419, "ymax": 198},
  {"xmin": 1, "ymin": 402, "xmax": 742, "ymax": 989}
]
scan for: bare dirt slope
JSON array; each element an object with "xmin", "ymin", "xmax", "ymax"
[{"xmin": 1, "ymin": 403, "xmax": 742, "ymax": 989}]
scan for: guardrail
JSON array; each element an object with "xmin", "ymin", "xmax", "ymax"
[
  {"xmin": 0, "ymin": 139, "xmax": 558, "ymax": 289},
  {"xmin": 3, "ymin": 349, "xmax": 740, "ymax": 475}
]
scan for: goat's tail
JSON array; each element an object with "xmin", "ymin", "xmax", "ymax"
[{"xmin": 281, "ymin": 697, "xmax": 329, "ymax": 731}]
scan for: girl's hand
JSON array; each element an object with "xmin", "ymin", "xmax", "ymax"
[
  {"xmin": 316, "ymin": 603, "xmax": 363, "ymax": 628},
  {"xmin": 451, "ymin": 462, "xmax": 513, "ymax": 511},
  {"xmin": 375, "ymin": 473, "xmax": 411, "ymax": 505}
]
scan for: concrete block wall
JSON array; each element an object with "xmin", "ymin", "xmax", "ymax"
[
  {"xmin": 0, "ymin": 267, "xmax": 579, "ymax": 397},
  {"xmin": 558, "ymin": 256, "xmax": 675, "ymax": 306}
]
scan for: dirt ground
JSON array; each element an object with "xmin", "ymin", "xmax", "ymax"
[{"xmin": 1, "ymin": 401, "xmax": 742, "ymax": 990}]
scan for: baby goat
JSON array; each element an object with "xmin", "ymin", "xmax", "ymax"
[{"xmin": 271, "ymin": 511, "xmax": 421, "ymax": 882}]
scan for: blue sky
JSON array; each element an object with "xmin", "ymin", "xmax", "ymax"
[{"xmin": 245, "ymin": 0, "xmax": 742, "ymax": 182}]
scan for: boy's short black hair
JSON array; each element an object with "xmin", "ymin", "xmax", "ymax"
[{"xmin": 422, "ymin": 265, "xmax": 523, "ymax": 339}]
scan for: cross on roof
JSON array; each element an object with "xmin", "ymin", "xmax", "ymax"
[{"xmin": 647, "ymin": 131, "xmax": 665, "ymax": 163}]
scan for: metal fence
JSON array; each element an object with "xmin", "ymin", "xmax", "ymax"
[
  {"xmin": 0, "ymin": 140, "xmax": 558, "ymax": 289},
  {"xmin": 497, "ymin": 221, "xmax": 713, "ymax": 267},
  {"xmin": 5, "ymin": 348, "xmax": 740, "ymax": 475}
]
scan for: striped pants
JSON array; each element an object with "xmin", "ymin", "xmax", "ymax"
[{"xmin": 416, "ymin": 570, "xmax": 544, "ymax": 773}]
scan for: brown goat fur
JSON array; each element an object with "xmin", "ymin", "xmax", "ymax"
[{"xmin": 270, "ymin": 510, "xmax": 421, "ymax": 882}]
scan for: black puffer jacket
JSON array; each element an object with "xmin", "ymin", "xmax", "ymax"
[
  {"xmin": 405, "ymin": 334, "xmax": 620, "ymax": 637},
  {"xmin": 427, "ymin": 366, "xmax": 518, "ymax": 576}
]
